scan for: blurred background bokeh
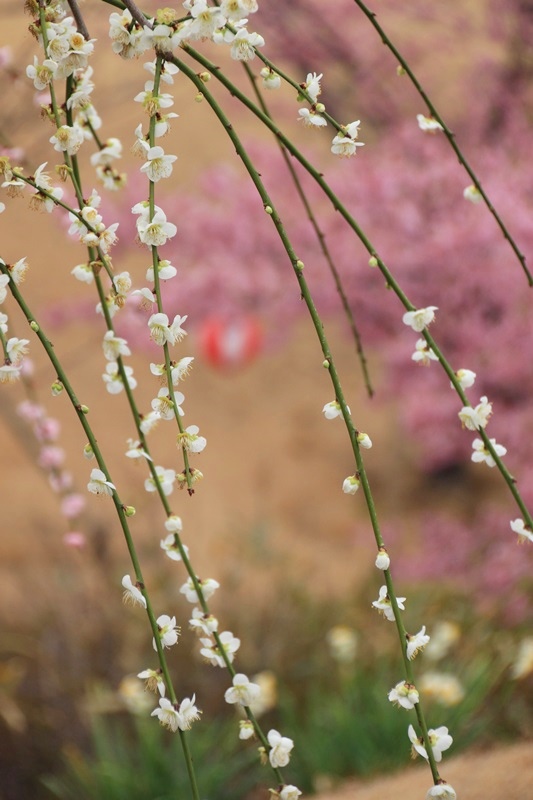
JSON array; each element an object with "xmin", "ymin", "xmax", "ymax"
[{"xmin": 1, "ymin": 1, "xmax": 533, "ymax": 797}]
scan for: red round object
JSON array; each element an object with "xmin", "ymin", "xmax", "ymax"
[{"xmin": 198, "ymin": 316, "xmax": 263, "ymax": 370}]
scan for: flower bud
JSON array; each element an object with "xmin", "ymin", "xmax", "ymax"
[
  {"xmin": 51, "ymin": 380, "xmax": 63, "ymax": 396},
  {"xmin": 124, "ymin": 505, "xmax": 136, "ymax": 517},
  {"xmin": 368, "ymin": 256, "xmax": 378, "ymax": 268}
]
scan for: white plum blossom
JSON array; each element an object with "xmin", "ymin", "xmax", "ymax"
[
  {"xmin": 471, "ymin": 437, "xmax": 507, "ymax": 467},
  {"xmin": 239, "ymin": 720, "xmax": 255, "ymax": 740},
  {"xmin": 200, "ymin": 630, "xmax": 240, "ymax": 666},
  {"xmin": 137, "ymin": 667, "xmax": 166, "ymax": 697},
  {"xmin": 267, "ymin": 729, "xmax": 294, "ymax": 768},
  {"xmin": 220, "ymin": 0, "xmax": 259, "ymax": 21},
  {"xmin": 412, "ymin": 338, "xmax": 438, "ymax": 365},
  {"xmin": 417, "ymin": 114, "xmax": 443, "ymax": 133},
  {"xmin": 388, "ymin": 680, "xmax": 419, "ymax": 709},
  {"xmin": 180, "ymin": 576, "xmax": 220, "ymax": 604},
  {"xmin": 139, "ymin": 410, "xmax": 160, "ymax": 435},
  {"xmin": 87, "ymin": 468, "xmax": 115, "ymax": 496},
  {"xmin": 0, "ymin": 274, "xmax": 10, "ymax": 304},
  {"xmin": 224, "ymin": 673, "xmax": 261, "ymax": 706},
  {"xmin": 426, "ymin": 785, "xmax": 457, "ymax": 800},
  {"xmin": 280, "ymin": 787, "xmax": 302, "ymax": 800},
  {"xmin": 406, "ymin": 626, "xmax": 431, "ymax": 660},
  {"xmin": 140, "ymin": 146, "xmax": 177, "ymax": 182},
  {"xmin": 375, "ymin": 547, "xmax": 390, "ymax": 570},
  {"xmin": 121, "ymin": 574, "xmax": 147, "ymax": 608},
  {"xmin": 463, "ymin": 184, "xmax": 482, "ymax": 203},
  {"xmin": 50, "ymin": 125, "xmax": 84, "ymax": 155},
  {"xmin": 151, "ymin": 387, "xmax": 184, "ymax": 420},
  {"xmin": 153, "ymin": 614, "xmax": 180, "ymax": 650},
  {"xmin": 453, "ymin": 368, "xmax": 476, "ymax": 389},
  {"xmin": 160, "ymin": 533, "xmax": 189, "ymax": 561},
  {"xmin": 151, "ymin": 695, "xmax": 201, "ymax": 731},
  {"xmin": 510, "ymin": 518, "xmax": 533, "ymax": 544},
  {"xmin": 90, "ymin": 137, "xmax": 122, "ymax": 167},
  {"xmin": 145, "ymin": 465, "xmax": 176, "ymax": 496},
  {"xmin": 134, "ymin": 82, "xmax": 174, "ymax": 115},
  {"xmin": 6, "ymin": 338, "xmax": 29, "ymax": 366},
  {"xmin": 164, "ymin": 515, "xmax": 183, "ymax": 533},
  {"xmin": 402, "ymin": 306, "xmax": 438, "ymax": 332},
  {"xmin": 144, "ymin": 60, "xmax": 180, "ymax": 85},
  {"xmin": 331, "ymin": 120, "xmax": 365, "ymax": 157},
  {"xmin": 323, "ymin": 400, "xmax": 349, "ymax": 419},
  {"xmin": 102, "ymin": 361, "xmax": 137, "ymax": 394},
  {"xmin": 342, "ymin": 475, "xmax": 360, "ymax": 495},
  {"xmin": 189, "ymin": 607, "xmax": 219, "ymax": 636},
  {"xmin": 177, "ymin": 425, "xmax": 207, "ymax": 453},
  {"xmin": 372, "ymin": 585, "xmax": 406, "ymax": 621},
  {"xmin": 26, "ymin": 56, "xmax": 58, "ymax": 90},
  {"xmin": 298, "ymin": 107, "xmax": 327, "ymax": 127},
  {"xmin": 148, "ymin": 313, "xmax": 187, "ymax": 346},
  {"xmin": 260, "ymin": 66, "xmax": 281, "ymax": 89},
  {"xmin": 7, "ymin": 258, "xmax": 28, "ymax": 285},
  {"xmin": 230, "ymin": 28, "xmax": 265, "ymax": 61},
  {"xmin": 137, "ymin": 207, "xmax": 177, "ymax": 247},
  {"xmin": 408, "ymin": 724, "xmax": 453, "ymax": 762},
  {"xmin": 146, "ymin": 259, "xmax": 177, "ymax": 282},
  {"xmin": 102, "ymin": 331, "xmax": 131, "ymax": 361},
  {"xmin": 151, "ymin": 697, "xmax": 180, "ymax": 731},
  {"xmin": 357, "ymin": 432, "xmax": 372, "ymax": 449},
  {"xmin": 302, "ymin": 71, "xmax": 323, "ymax": 103},
  {"xmin": 458, "ymin": 396, "xmax": 492, "ymax": 430},
  {"xmin": 125, "ymin": 438, "xmax": 152, "ymax": 461}
]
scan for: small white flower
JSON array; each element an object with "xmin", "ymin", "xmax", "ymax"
[
  {"xmin": 267, "ymin": 729, "xmax": 294, "ymax": 768},
  {"xmin": 145, "ymin": 465, "xmax": 176, "ymax": 496},
  {"xmin": 137, "ymin": 208, "xmax": 177, "ymax": 247},
  {"xmin": 71, "ymin": 262, "xmax": 94, "ymax": 283},
  {"xmin": 426, "ymin": 785, "xmax": 457, "ymax": 800},
  {"xmin": 417, "ymin": 114, "xmax": 443, "ymax": 133},
  {"xmin": 463, "ymin": 184, "xmax": 482, "ymax": 204},
  {"xmin": 87, "ymin": 468, "xmax": 115, "ymax": 496},
  {"xmin": 331, "ymin": 120, "xmax": 365, "ymax": 157},
  {"xmin": 50, "ymin": 124, "xmax": 84, "ymax": 155},
  {"xmin": 125, "ymin": 439, "xmax": 152, "ymax": 461},
  {"xmin": 153, "ymin": 614, "xmax": 180, "ymax": 650},
  {"xmin": 323, "ymin": 400, "xmax": 349, "ymax": 419},
  {"xmin": 140, "ymin": 145, "xmax": 177, "ymax": 182},
  {"xmin": 510, "ymin": 518, "xmax": 533, "ymax": 544},
  {"xmin": 230, "ymin": 28, "xmax": 265, "ymax": 61},
  {"xmin": 146, "ymin": 259, "xmax": 177, "ymax": 282},
  {"xmin": 342, "ymin": 475, "xmax": 360, "ymax": 495},
  {"xmin": 388, "ymin": 681, "xmax": 419, "ymax": 709},
  {"xmin": 408, "ymin": 724, "xmax": 453, "ymax": 762},
  {"xmin": 121, "ymin": 574, "xmax": 147, "ymax": 608},
  {"xmin": 458, "ymin": 396, "xmax": 492, "ymax": 431},
  {"xmin": 298, "ymin": 107, "xmax": 327, "ymax": 127},
  {"xmin": 151, "ymin": 696, "xmax": 199, "ymax": 732},
  {"xmin": 239, "ymin": 720, "xmax": 255, "ymax": 740},
  {"xmin": 6, "ymin": 337, "xmax": 29, "ymax": 366},
  {"xmin": 402, "ymin": 306, "xmax": 438, "ymax": 332},
  {"xmin": 259, "ymin": 66, "xmax": 280, "ymax": 89},
  {"xmin": 471, "ymin": 437, "xmax": 506, "ymax": 468},
  {"xmin": 303, "ymin": 71, "xmax": 323, "ymax": 104},
  {"xmin": 180, "ymin": 577, "xmax": 220, "ymax": 604},
  {"xmin": 406, "ymin": 626, "xmax": 431, "ymax": 660},
  {"xmin": 137, "ymin": 667, "xmax": 166, "ymax": 696},
  {"xmin": 175, "ymin": 695, "xmax": 201, "ymax": 730},
  {"xmin": 372, "ymin": 585, "xmax": 406, "ymax": 622},
  {"xmin": 224, "ymin": 673, "xmax": 261, "ymax": 706},
  {"xmin": 357, "ymin": 432, "xmax": 372, "ymax": 449},
  {"xmin": 189, "ymin": 607, "xmax": 219, "ymax": 636},
  {"xmin": 177, "ymin": 425, "xmax": 206, "ymax": 453},
  {"xmin": 412, "ymin": 337, "xmax": 438, "ymax": 365},
  {"xmin": 453, "ymin": 368, "xmax": 476, "ymax": 389},
  {"xmin": 280, "ymin": 787, "xmax": 302, "ymax": 800},
  {"xmin": 160, "ymin": 533, "xmax": 189, "ymax": 562},
  {"xmin": 200, "ymin": 630, "xmax": 240, "ymax": 667},
  {"xmin": 164, "ymin": 515, "xmax": 183, "ymax": 533},
  {"xmin": 375, "ymin": 547, "xmax": 390, "ymax": 570},
  {"xmin": 102, "ymin": 331, "xmax": 131, "ymax": 361},
  {"xmin": 102, "ymin": 361, "xmax": 137, "ymax": 394}
]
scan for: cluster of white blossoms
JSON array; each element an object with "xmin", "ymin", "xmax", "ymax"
[
  {"xmin": 0, "ymin": 260, "xmax": 30, "ymax": 383},
  {"xmin": 109, "ymin": 1, "xmax": 263, "ymax": 63}
]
